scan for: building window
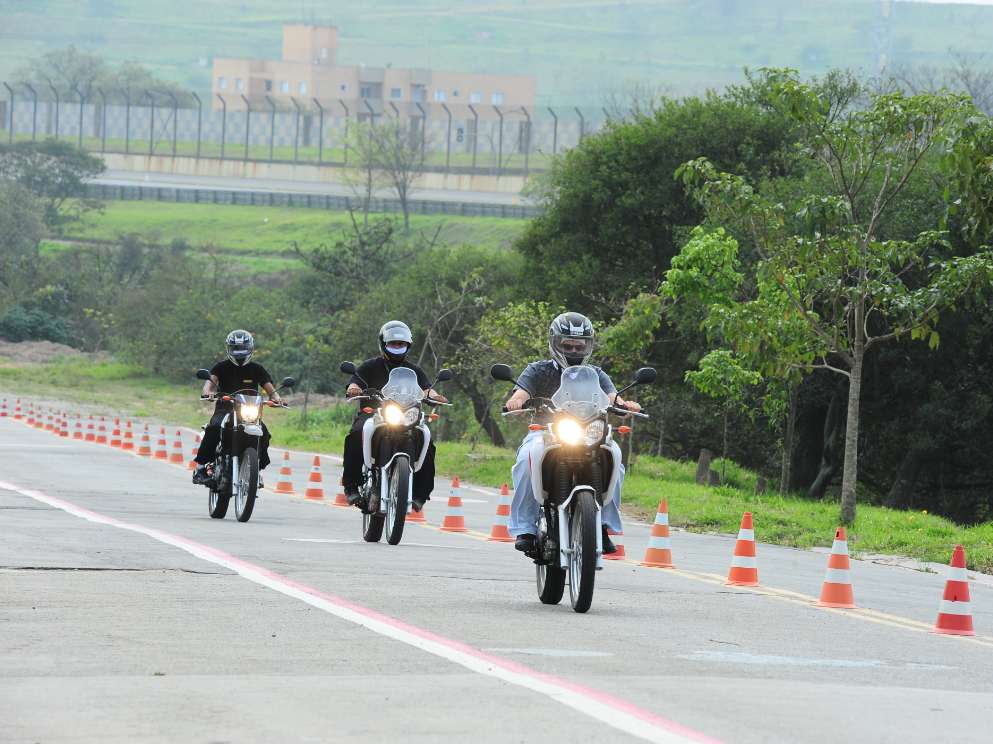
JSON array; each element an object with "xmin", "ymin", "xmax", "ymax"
[
  {"xmin": 298, "ymin": 81, "xmax": 307, "ymax": 95},
  {"xmin": 339, "ymin": 83, "xmax": 348, "ymax": 93},
  {"xmin": 491, "ymin": 91, "xmax": 504, "ymax": 105},
  {"xmin": 280, "ymin": 80, "xmax": 289, "ymax": 93},
  {"xmin": 469, "ymin": 91, "xmax": 482, "ymax": 104},
  {"xmin": 320, "ymin": 47, "xmax": 328, "ymax": 59},
  {"xmin": 217, "ymin": 77, "xmax": 227, "ymax": 90},
  {"xmin": 411, "ymin": 86, "xmax": 426, "ymax": 103},
  {"xmin": 390, "ymin": 87, "xmax": 403, "ymax": 99},
  {"xmin": 360, "ymin": 86, "xmax": 373, "ymax": 99},
  {"xmin": 264, "ymin": 79, "xmax": 273, "ymax": 92},
  {"xmin": 235, "ymin": 78, "xmax": 244, "ymax": 92},
  {"xmin": 434, "ymin": 89, "xmax": 446, "ymax": 102}
]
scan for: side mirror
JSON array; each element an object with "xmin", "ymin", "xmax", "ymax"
[
  {"xmin": 634, "ymin": 367, "xmax": 657, "ymax": 385},
  {"xmin": 195, "ymin": 368, "xmax": 211, "ymax": 381},
  {"xmin": 280, "ymin": 376, "xmax": 296, "ymax": 389},
  {"xmin": 340, "ymin": 361, "xmax": 357, "ymax": 375},
  {"xmin": 490, "ymin": 364, "xmax": 515, "ymax": 383},
  {"xmin": 435, "ymin": 368, "xmax": 454, "ymax": 383}
]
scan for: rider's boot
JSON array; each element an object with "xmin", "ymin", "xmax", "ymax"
[
  {"xmin": 257, "ymin": 472, "xmax": 264, "ymax": 489},
  {"xmin": 412, "ymin": 495, "xmax": 428, "ymax": 512},
  {"xmin": 514, "ymin": 533, "xmax": 537, "ymax": 553},
  {"xmin": 345, "ymin": 486, "xmax": 362, "ymax": 506},
  {"xmin": 601, "ymin": 526, "xmax": 617, "ymax": 554},
  {"xmin": 192, "ymin": 464, "xmax": 210, "ymax": 485}
]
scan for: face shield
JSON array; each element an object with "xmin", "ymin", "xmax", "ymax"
[{"xmin": 551, "ymin": 335, "xmax": 594, "ymax": 366}]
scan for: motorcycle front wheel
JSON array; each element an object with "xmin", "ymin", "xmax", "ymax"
[
  {"xmin": 536, "ymin": 510, "xmax": 565, "ymax": 605},
  {"xmin": 384, "ymin": 458, "xmax": 410, "ymax": 546},
  {"xmin": 235, "ymin": 448, "xmax": 258, "ymax": 523},
  {"xmin": 568, "ymin": 490, "xmax": 598, "ymax": 613}
]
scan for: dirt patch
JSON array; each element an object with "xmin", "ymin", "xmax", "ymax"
[{"xmin": 0, "ymin": 340, "xmax": 93, "ymax": 365}]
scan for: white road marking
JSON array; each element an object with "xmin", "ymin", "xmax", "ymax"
[
  {"xmin": 1, "ymin": 480, "xmax": 718, "ymax": 744},
  {"xmin": 680, "ymin": 650, "xmax": 954, "ymax": 670},
  {"xmin": 486, "ymin": 648, "xmax": 614, "ymax": 658}
]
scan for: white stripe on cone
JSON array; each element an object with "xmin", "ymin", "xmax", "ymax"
[
  {"xmin": 736, "ymin": 529, "xmax": 754, "ymax": 541},
  {"xmin": 730, "ymin": 555, "xmax": 757, "ymax": 568},
  {"xmin": 822, "ymin": 568, "xmax": 852, "ymax": 585},
  {"xmin": 938, "ymin": 600, "xmax": 973, "ymax": 616}
]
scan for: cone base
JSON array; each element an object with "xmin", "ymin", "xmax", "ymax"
[
  {"xmin": 275, "ymin": 485, "xmax": 294, "ymax": 494},
  {"xmin": 933, "ymin": 626, "xmax": 975, "ymax": 636},
  {"xmin": 641, "ymin": 561, "xmax": 674, "ymax": 568},
  {"xmin": 440, "ymin": 526, "xmax": 467, "ymax": 532},
  {"xmin": 818, "ymin": 600, "xmax": 856, "ymax": 609},
  {"xmin": 726, "ymin": 579, "xmax": 759, "ymax": 587},
  {"xmin": 407, "ymin": 512, "xmax": 425, "ymax": 522},
  {"xmin": 488, "ymin": 534, "xmax": 514, "ymax": 542}
]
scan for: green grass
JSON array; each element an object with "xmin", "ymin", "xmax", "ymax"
[{"xmin": 3, "ymin": 352, "xmax": 991, "ymax": 573}]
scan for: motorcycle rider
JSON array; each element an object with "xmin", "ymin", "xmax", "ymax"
[
  {"xmin": 504, "ymin": 312, "xmax": 642, "ymax": 555},
  {"xmin": 192, "ymin": 330, "xmax": 283, "ymax": 487},
  {"xmin": 342, "ymin": 321, "xmax": 448, "ymax": 511}
]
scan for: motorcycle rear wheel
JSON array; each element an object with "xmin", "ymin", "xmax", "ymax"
[
  {"xmin": 536, "ymin": 510, "xmax": 565, "ymax": 605},
  {"xmin": 208, "ymin": 458, "xmax": 229, "ymax": 519}
]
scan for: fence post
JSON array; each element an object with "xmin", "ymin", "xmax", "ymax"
[
  {"xmin": 493, "ymin": 105, "xmax": 504, "ymax": 172},
  {"xmin": 25, "ymin": 84, "xmax": 37, "ymax": 141},
  {"xmin": 388, "ymin": 101, "xmax": 400, "ymax": 119},
  {"xmin": 363, "ymin": 98, "xmax": 375, "ymax": 125},
  {"xmin": 338, "ymin": 99, "xmax": 349, "ymax": 165},
  {"xmin": 290, "ymin": 97, "xmax": 301, "ymax": 162},
  {"xmin": 2, "ymin": 82, "xmax": 12, "ymax": 143},
  {"xmin": 216, "ymin": 94, "xmax": 227, "ymax": 159},
  {"xmin": 313, "ymin": 98, "xmax": 324, "ymax": 163},
  {"xmin": 97, "ymin": 88, "xmax": 106, "ymax": 152},
  {"xmin": 415, "ymin": 102, "xmax": 427, "ymax": 165},
  {"xmin": 191, "ymin": 93, "xmax": 202, "ymax": 159},
  {"xmin": 124, "ymin": 89, "xmax": 131, "ymax": 154},
  {"xmin": 575, "ymin": 107, "xmax": 585, "ymax": 143},
  {"xmin": 48, "ymin": 83, "xmax": 60, "ymax": 139},
  {"xmin": 520, "ymin": 106, "xmax": 531, "ymax": 175},
  {"xmin": 144, "ymin": 90, "xmax": 155, "ymax": 155},
  {"xmin": 167, "ymin": 92, "xmax": 178, "ymax": 156},
  {"xmin": 265, "ymin": 95, "xmax": 276, "ymax": 161},
  {"xmin": 468, "ymin": 104, "xmax": 479, "ymax": 169},
  {"xmin": 72, "ymin": 84, "xmax": 85, "ymax": 148},
  {"xmin": 240, "ymin": 94, "xmax": 251, "ymax": 161},
  {"xmin": 547, "ymin": 107, "xmax": 558, "ymax": 156}
]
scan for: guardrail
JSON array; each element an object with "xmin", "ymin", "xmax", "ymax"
[{"xmin": 85, "ymin": 182, "xmax": 543, "ymax": 219}]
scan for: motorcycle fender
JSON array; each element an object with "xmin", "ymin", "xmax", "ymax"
[
  {"xmin": 600, "ymin": 439, "xmax": 623, "ymax": 506},
  {"xmin": 557, "ymin": 488, "xmax": 603, "ymax": 570},
  {"xmin": 361, "ymin": 416, "xmax": 379, "ymax": 470},
  {"xmin": 243, "ymin": 424, "xmax": 263, "ymax": 437},
  {"xmin": 380, "ymin": 453, "xmax": 413, "ymax": 514},
  {"xmin": 231, "ymin": 454, "xmax": 240, "ymax": 499},
  {"xmin": 413, "ymin": 423, "xmax": 431, "ymax": 473},
  {"xmin": 526, "ymin": 435, "xmax": 557, "ymax": 505}
]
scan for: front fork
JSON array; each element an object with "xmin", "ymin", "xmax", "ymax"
[{"xmin": 554, "ymin": 491, "xmax": 603, "ymax": 570}]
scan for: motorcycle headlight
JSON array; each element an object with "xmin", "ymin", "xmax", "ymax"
[
  {"xmin": 584, "ymin": 419, "xmax": 605, "ymax": 445},
  {"xmin": 239, "ymin": 404, "xmax": 260, "ymax": 422},
  {"xmin": 404, "ymin": 407, "xmax": 421, "ymax": 426},
  {"xmin": 555, "ymin": 417, "xmax": 584, "ymax": 446},
  {"xmin": 383, "ymin": 404, "xmax": 405, "ymax": 426}
]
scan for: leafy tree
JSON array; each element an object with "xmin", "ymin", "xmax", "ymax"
[
  {"xmin": 0, "ymin": 183, "xmax": 46, "ymax": 303},
  {"xmin": 367, "ymin": 118, "xmax": 426, "ymax": 233},
  {"xmin": 673, "ymin": 72, "xmax": 993, "ymax": 523}
]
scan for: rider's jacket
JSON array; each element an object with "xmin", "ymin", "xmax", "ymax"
[
  {"xmin": 347, "ymin": 357, "xmax": 432, "ymax": 412},
  {"xmin": 209, "ymin": 359, "xmax": 273, "ymax": 411},
  {"xmin": 514, "ymin": 361, "xmax": 617, "ymax": 424}
]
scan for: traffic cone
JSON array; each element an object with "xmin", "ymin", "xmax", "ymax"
[
  {"xmin": 817, "ymin": 527, "xmax": 856, "ymax": 608},
  {"xmin": 187, "ymin": 434, "xmax": 200, "ymax": 470},
  {"xmin": 96, "ymin": 417, "xmax": 108, "ymax": 445},
  {"xmin": 407, "ymin": 496, "xmax": 426, "ymax": 522},
  {"xmin": 440, "ymin": 476, "xmax": 468, "ymax": 532},
  {"xmin": 59, "ymin": 413, "xmax": 69, "ymax": 438},
  {"xmin": 0, "ymin": 398, "xmax": 8, "ymax": 417},
  {"xmin": 640, "ymin": 499, "xmax": 674, "ymax": 568},
  {"xmin": 72, "ymin": 417, "xmax": 84, "ymax": 439},
  {"xmin": 154, "ymin": 427, "xmax": 169, "ymax": 460},
  {"xmin": 110, "ymin": 418, "xmax": 122, "ymax": 448},
  {"xmin": 487, "ymin": 483, "xmax": 514, "ymax": 542},
  {"xmin": 45, "ymin": 410, "xmax": 55, "ymax": 432},
  {"xmin": 13, "ymin": 399, "xmax": 22, "ymax": 420},
  {"xmin": 169, "ymin": 430, "xmax": 185, "ymax": 464},
  {"xmin": 121, "ymin": 420, "xmax": 135, "ymax": 451},
  {"xmin": 33, "ymin": 407, "xmax": 46, "ymax": 429},
  {"xmin": 304, "ymin": 456, "xmax": 325, "ymax": 500},
  {"xmin": 726, "ymin": 512, "xmax": 759, "ymax": 586},
  {"xmin": 604, "ymin": 528, "xmax": 626, "ymax": 560},
  {"xmin": 136, "ymin": 425, "xmax": 152, "ymax": 456},
  {"xmin": 934, "ymin": 545, "xmax": 975, "ymax": 636},
  {"xmin": 333, "ymin": 477, "xmax": 350, "ymax": 507},
  {"xmin": 84, "ymin": 416, "xmax": 96, "ymax": 442},
  {"xmin": 25, "ymin": 405, "xmax": 35, "ymax": 427},
  {"xmin": 275, "ymin": 451, "xmax": 295, "ymax": 493}
]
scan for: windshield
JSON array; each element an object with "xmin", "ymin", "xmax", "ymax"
[
  {"xmin": 234, "ymin": 392, "xmax": 263, "ymax": 405},
  {"xmin": 382, "ymin": 367, "xmax": 423, "ymax": 409},
  {"xmin": 551, "ymin": 365, "xmax": 609, "ymax": 421}
]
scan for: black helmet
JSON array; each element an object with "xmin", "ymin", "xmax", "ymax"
[
  {"xmin": 225, "ymin": 329, "xmax": 255, "ymax": 366},
  {"xmin": 549, "ymin": 312, "xmax": 594, "ymax": 368},
  {"xmin": 379, "ymin": 320, "xmax": 413, "ymax": 365}
]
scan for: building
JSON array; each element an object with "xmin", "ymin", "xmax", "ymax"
[{"xmin": 211, "ymin": 24, "xmax": 536, "ymax": 116}]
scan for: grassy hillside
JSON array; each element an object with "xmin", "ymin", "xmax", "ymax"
[
  {"xmin": 2, "ymin": 352, "xmax": 991, "ymax": 572},
  {"xmin": 3, "ymin": 1, "xmax": 993, "ymax": 104}
]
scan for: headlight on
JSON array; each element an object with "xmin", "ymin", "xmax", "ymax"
[
  {"xmin": 555, "ymin": 418, "xmax": 583, "ymax": 445},
  {"xmin": 584, "ymin": 419, "xmax": 605, "ymax": 445},
  {"xmin": 383, "ymin": 404, "xmax": 405, "ymax": 426},
  {"xmin": 404, "ymin": 407, "xmax": 420, "ymax": 426},
  {"xmin": 239, "ymin": 404, "xmax": 260, "ymax": 422}
]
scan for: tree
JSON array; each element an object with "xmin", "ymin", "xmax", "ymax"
[
  {"xmin": 369, "ymin": 118, "xmax": 426, "ymax": 232},
  {"xmin": 0, "ymin": 140, "xmax": 105, "ymax": 229},
  {"xmin": 673, "ymin": 71, "xmax": 993, "ymax": 523},
  {"xmin": 342, "ymin": 122, "xmax": 390, "ymax": 225},
  {"xmin": 0, "ymin": 183, "xmax": 46, "ymax": 304},
  {"xmin": 17, "ymin": 45, "xmax": 107, "ymax": 99}
]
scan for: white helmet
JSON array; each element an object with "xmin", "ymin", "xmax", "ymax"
[{"xmin": 379, "ymin": 320, "xmax": 413, "ymax": 364}]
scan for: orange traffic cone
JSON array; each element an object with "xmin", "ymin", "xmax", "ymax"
[
  {"xmin": 188, "ymin": 434, "xmax": 200, "ymax": 470},
  {"xmin": 44, "ymin": 411, "xmax": 55, "ymax": 432},
  {"xmin": 275, "ymin": 451, "xmax": 295, "ymax": 494},
  {"xmin": 1, "ymin": 398, "xmax": 9, "ymax": 417},
  {"xmin": 304, "ymin": 456, "xmax": 325, "ymax": 500},
  {"xmin": 154, "ymin": 427, "xmax": 169, "ymax": 460},
  {"xmin": 333, "ymin": 477, "xmax": 350, "ymax": 507},
  {"xmin": 13, "ymin": 399, "xmax": 22, "ymax": 420},
  {"xmin": 487, "ymin": 483, "xmax": 514, "ymax": 542},
  {"xmin": 72, "ymin": 417, "xmax": 84, "ymax": 439},
  {"xmin": 818, "ymin": 527, "xmax": 856, "ymax": 608},
  {"xmin": 407, "ymin": 497, "xmax": 426, "ymax": 522},
  {"xmin": 934, "ymin": 545, "xmax": 975, "ymax": 636},
  {"xmin": 110, "ymin": 418, "xmax": 122, "ymax": 448},
  {"xmin": 640, "ymin": 499, "xmax": 674, "ymax": 568},
  {"xmin": 84, "ymin": 416, "xmax": 96, "ymax": 442},
  {"xmin": 121, "ymin": 420, "xmax": 135, "ymax": 451},
  {"xmin": 169, "ymin": 430, "xmax": 185, "ymax": 464},
  {"xmin": 137, "ymin": 425, "xmax": 152, "ymax": 456},
  {"xmin": 727, "ymin": 512, "xmax": 758, "ymax": 586},
  {"xmin": 604, "ymin": 528, "xmax": 626, "ymax": 560},
  {"xmin": 440, "ymin": 477, "xmax": 468, "ymax": 532},
  {"xmin": 25, "ymin": 405, "xmax": 35, "ymax": 427},
  {"xmin": 95, "ymin": 417, "xmax": 108, "ymax": 445},
  {"xmin": 59, "ymin": 413, "xmax": 69, "ymax": 438}
]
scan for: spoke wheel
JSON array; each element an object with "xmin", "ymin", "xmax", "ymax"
[
  {"xmin": 536, "ymin": 510, "xmax": 565, "ymax": 605},
  {"xmin": 235, "ymin": 449, "xmax": 258, "ymax": 523},
  {"xmin": 208, "ymin": 459, "xmax": 229, "ymax": 519},
  {"xmin": 568, "ymin": 490, "xmax": 598, "ymax": 613},
  {"xmin": 385, "ymin": 458, "xmax": 410, "ymax": 545}
]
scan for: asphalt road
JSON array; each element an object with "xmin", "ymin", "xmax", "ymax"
[{"xmin": 2, "ymin": 414, "xmax": 993, "ymax": 743}]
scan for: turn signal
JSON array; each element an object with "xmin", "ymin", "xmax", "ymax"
[
  {"xmin": 616, "ymin": 425, "xmax": 632, "ymax": 435},
  {"xmin": 362, "ymin": 406, "xmax": 374, "ymax": 414},
  {"xmin": 528, "ymin": 424, "xmax": 543, "ymax": 432},
  {"xmin": 429, "ymin": 413, "xmax": 440, "ymax": 422}
]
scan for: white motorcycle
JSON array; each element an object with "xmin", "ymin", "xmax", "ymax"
[
  {"xmin": 340, "ymin": 362, "xmax": 453, "ymax": 545},
  {"xmin": 491, "ymin": 363, "xmax": 655, "ymax": 613}
]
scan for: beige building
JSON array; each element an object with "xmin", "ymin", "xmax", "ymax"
[{"xmin": 211, "ymin": 25, "xmax": 536, "ymax": 115}]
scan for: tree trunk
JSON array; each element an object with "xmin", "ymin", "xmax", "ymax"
[
  {"xmin": 779, "ymin": 382, "xmax": 798, "ymax": 493},
  {"xmin": 839, "ymin": 351, "xmax": 864, "ymax": 524},
  {"xmin": 695, "ymin": 448, "xmax": 713, "ymax": 485},
  {"xmin": 461, "ymin": 380, "xmax": 506, "ymax": 447},
  {"xmin": 808, "ymin": 381, "xmax": 845, "ymax": 500},
  {"xmin": 721, "ymin": 408, "xmax": 729, "ymax": 484}
]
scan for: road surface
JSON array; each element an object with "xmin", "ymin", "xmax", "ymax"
[{"xmin": 2, "ymin": 414, "xmax": 992, "ymax": 743}]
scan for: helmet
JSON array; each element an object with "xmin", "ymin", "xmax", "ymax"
[
  {"xmin": 379, "ymin": 320, "xmax": 413, "ymax": 365},
  {"xmin": 549, "ymin": 312, "xmax": 595, "ymax": 368},
  {"xmin": 225, "ymin": 329, "xmax": 255, "ymax": 366}
]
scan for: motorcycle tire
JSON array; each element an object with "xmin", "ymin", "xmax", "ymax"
[
  {"xmin": 536, "ymin": 510, "xmax": 565, "ymax": 605},
  {"xmin": 568, "ymin": 490, "xmax": 598, "ymax": 613},
  {"xmin": 363, "ymin": 511, "xmax": 385, "ymax": 542},
  {"xmin": 385, "ymin": 458, "xmax": 410, "ymax": 546},
  {"xmin": 235, "ymin": 448, "xmax": 258, "ymax": 523}
]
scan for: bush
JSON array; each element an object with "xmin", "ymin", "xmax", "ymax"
[{"xmin": 0, "ymin": 305, "xmax": 69, "ymax": 344}]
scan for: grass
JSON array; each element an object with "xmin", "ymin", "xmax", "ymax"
[{"xmin": 3, "ymin": 352, "xmax": 991, "ymax": 573}]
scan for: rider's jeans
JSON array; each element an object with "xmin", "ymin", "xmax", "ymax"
[{"xmin": 508, "ymin": 430, "xmax": 624, "ymax": 537}]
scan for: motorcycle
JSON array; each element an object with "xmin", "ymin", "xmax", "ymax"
[
  {"xmin": 339, "ymin": 362, "xmax": 453, "ymax": 545},
  {"xmin": 194, "ymin": 369, "xmax": 295, "ymax": 523},
  {"xmin": 491, "ymin": 363, "xmax": 655, "ymax": 613}
]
